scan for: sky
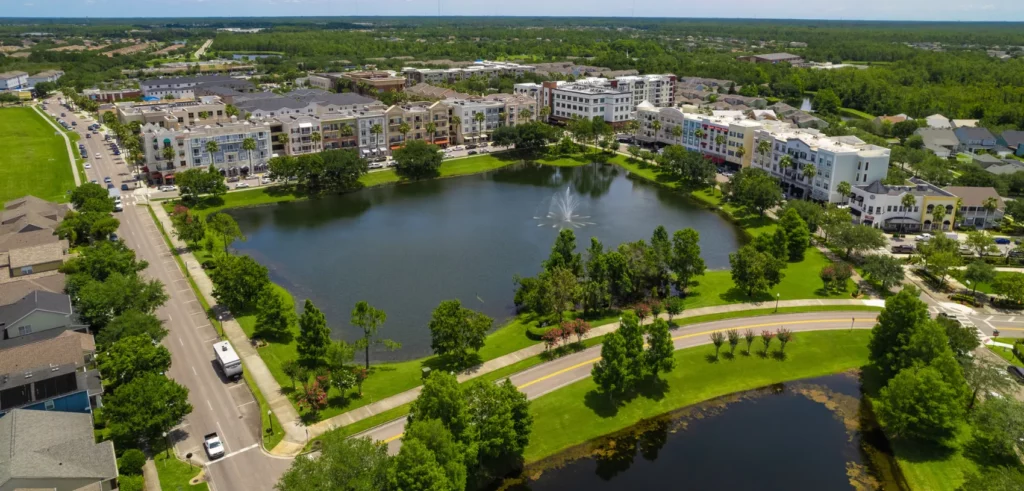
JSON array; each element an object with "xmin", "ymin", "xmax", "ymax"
[{"xmin": 6, "ymin": 0, "xmax": 1024, "ymax": 22}]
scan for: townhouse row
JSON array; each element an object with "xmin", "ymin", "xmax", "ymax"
[{"xmin": 124, "ymin": 89, "xmax": 537, "ymax": 182}]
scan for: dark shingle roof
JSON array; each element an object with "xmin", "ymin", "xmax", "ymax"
[
  {"xmin": 0, "ymin": 290, "xmax": 72, "ymax": 327},
  {"xmin": 955, "ymin": 127, "xmax": 996, "ymax": 142},
  {"xmin": 0, "ymin": 409, "xmax": 117, "ymax": 487},
  {"xmin": 1001, "ymin": 130, "xmax": 1024, "ymax": 149}
]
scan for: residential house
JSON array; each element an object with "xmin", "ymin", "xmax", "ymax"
[
  {"xmin": 915, "ymin": 128, "xmax": 959, "ymax": 158},
  {"xmin": 0, "ymin": 71, "xmax": 28, "ymax": 91},
  {"xmin": 0, "ymin": 330, "xmax": 99, "ymax": 415},
  {"xmin": 0, "ymin": 290, "xmax": 87, "ymax": 341},
  {"xmin": 998, "ymin": 130, "xmax": 1024, "ymax": 157},
  {"xmin": 951, "ymin": 119, "xmax": 980, "ymax": 129},
  {"xmin": 971, "ymin": 153, "xmax": 1004, "ymax": 168},
  {"xmin": 0, "ymin": 409, "xmax": 118, "ymax": 491},
  {"xmin": 982, "ymin": 161, "xmax": 1024, "ymax": 176},
  {"xmin": 872, "ymin": 114, "xmax": 910, "ymax": 126},
  {"xmin": 944, "ymin": 186, "xmax": 1004, "ymax": 229},
  {"xmin": 849, "ymin": 178, "xmax": 958, "ymax": 231},
  {"xmin": 0, "ymin": 197, "xmax": 70, "ymax": 283},
  {"xmin": 925, "ymin": 114, "xmax": 952, "ymax": 129},
  {"xmin": 954, "ymin": 127, "xmax": 998, "ymax": 154}
]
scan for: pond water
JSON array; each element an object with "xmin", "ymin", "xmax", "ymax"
[
  {"xmin": 227, "ymin": 162, "xmax": 744, "ymax": 360},
  {"xmin": 503, "ymin": 373, "xmax": 905, "ymax": 491}
]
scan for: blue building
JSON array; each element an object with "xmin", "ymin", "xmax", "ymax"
[{"xmin": 0, "ymin": 330, "xmax": 100, "ymax": 417}]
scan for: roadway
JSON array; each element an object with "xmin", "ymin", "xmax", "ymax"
[{"xmin": 51, "ymin": 96, "xmax": 293, "ymax": 491}]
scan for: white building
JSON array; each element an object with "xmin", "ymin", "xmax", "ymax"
[
  {"xmin": 139, "ymin": 75, "xmax": 253, "ymax": 99},
  {"xmin": 402, "ymin": 61, "xmax": 536, "ymax": 86},
  {"xmin": 751, "ymin": 127, "xmax": 891, "ymax": 203},
  {"xmin": 548, "ymin": 82, "xmax": 633, "ymax": 125},
  {"xmin": 353, "ymin": 109, "xmax": 388, "ymax": 158},
  {"xmin": 27, "ymin": 70, "xmax": 63, "ymax": 86},
  {"xmin": 636, "ymin": 104, "xmax": 764, "ymax": 168},
  {"xmin": 139, "ymin": 119, "xmax": 273, "ymax": 182},
  {"xmin": 849, "ymin": 178, "xmax": 958, "ymax": 231},
  {"xmin": 0, "ymin": 71, "xmax": 28, "ymax": 91},
  {"xmin": 613, "ymin": 74, "xmax": 676, "ymax": 107},
  {"xmin": 445, "ymin": 99, "xmax": 505, "ymax": 144}
]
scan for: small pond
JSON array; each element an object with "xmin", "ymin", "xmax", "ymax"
[
  {"xmin": 227, "ymin": 162, "xmax": 744, "ymax": 360},
  {"xmin": 501, "ymin": 372, "xmax": 906, "ymax": 491}
]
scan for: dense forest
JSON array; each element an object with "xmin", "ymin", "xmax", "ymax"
[{"xmin": 3, "ymin": 17, "xmax": 1024, "ymax": 128}]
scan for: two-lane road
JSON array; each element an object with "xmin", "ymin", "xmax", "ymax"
[
  {"xmin": 356, "ymin": 311, "xmax": 882, "ymax": 453},
  {"xmin": 54, "ymin": 98, "xmax": 293, "ymax": 490}
]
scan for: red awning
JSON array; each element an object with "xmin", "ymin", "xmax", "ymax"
[
  {"xmin": 164, "ymin": 173, "xmax": 174, "ymax": 179},
  {"xmin": 141, "ymin": 166, "xmax": 149, "ymax": 172},
  {"xmin": 390, "ymin": 144, "xmax": 402, "ymax": 150},
  {"xmin": 433, "ymin": 138, "xmax": 449, "ymax": 145}
]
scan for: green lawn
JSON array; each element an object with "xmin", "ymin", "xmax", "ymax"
[
  {"xmin": 153, "ymin": 445, "xmax": 209, "ymax": 491},
  {"xmin": 681, "ymin": 247, "xmax": 856, "ymax": 309},
  {"xmin": 523, "ymin": 329, "xmax": 872, "ymax": 462},
  {"xmin": 0, "ymin": 107, "xmax": 76, "ymax": 207},
  {"xmin": 949, "ymin": 269, "xmax": 1015, "ymax": 295},
  {"xmin": 987, "ymin": 345, "xmax": 1024, "ymax": 368},
  {"xmin": 839, "ymin": 107, "xmax": 875, "ymax": 120},
  {"xmin": 889, "ymin": 427, "xmax": 977, "ymax": 491}
]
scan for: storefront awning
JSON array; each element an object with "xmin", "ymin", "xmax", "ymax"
[
  {"xmin": 164, "ymin": 173, "xmax": 174, "ymax": 179},
  {"xmin": 390, "ymin": 144, "xmax": 402, "ymax": 150}
]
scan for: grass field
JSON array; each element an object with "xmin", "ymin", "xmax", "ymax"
[
  {"xmin": 839, "ymin": 107, "xmax": 875, "ymax": 120},
  {"xmin": 0, "ymin": 106, "xmax": 76, "ymax": 207},
  {"xmin": 949, "ymin": 269, "xmax": 1017, "ymax": 295},
  {"xmin": 153, "ymin": 442, "xmax": 209, "ymax": 491},
  {"xmin": 523, "ymin": 329, "xmax": 872, "ymax": 462}
]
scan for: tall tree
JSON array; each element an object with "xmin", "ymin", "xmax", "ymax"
[
  {"xmin": 208, "ymin": 254, "xmax": 270, "ymax": 313},
  {"xmin": 868, "ymin": 287, "xmax": 931, "ymax": 380},
  {"xmin": 96, "ymin": 310, "xmax": 167, "ymax": 348},
  {"xmin": 728, "ymin": 244, "xmax": 785, "ymax": 298},
  {"xmin": 206, "ymin": 212, "xmax": 245, "ymax": 255},
  {"xmin": 645, "ymin": 319, "xmax": 675, "ymax": 378},
  {"xmin": 592, "ymin": 330, "xmax": 631, "ymax": 403},
  {"xmin": 408, "ymin": 371, "xmax": 470, "ymax": 443},
  {"xmin": 104, "ymin": 373, "xmax": 192, "ymax": 442},
  {"xmin": 98, "ymin": 335, "xmax": 172, "ymax": 390},
  {"xmin": 428, "ymin": 299, "xmax": 492, "ymax": 365},
  {"xmin": 862, "ymin": 254, "xmax": 906, "ymax": 291},
  {"xmin": 297, "ymin": 299, "xmax": 332, "ymax": 365},
  {"xmin": 351, "ymin": 301, "xmax": 398, "ymax": 370},
  {"xmin": 276, "ymin": 433, "xmax": 392, "ymax": 491},
  {"xmin": 778, "ymin": 208, "xmax": 810, "ymax": 261},
  {"xmin": 876, "ymin": 365, "xmax": 966, "ymax": 447},
  {"xmin": 393, "ymin": 140, "xmax": 442, "ymax": 179},
  {"xmin": 255, "ymin": 285, "xmax": 296, "ymax": 340},
  {"xmin": 545, "ymin": 229, "xmax": 582, "ymax": 277},
  {"xmin": 669, "ymin": 228, "xmax": 705, "ymax": 296}
]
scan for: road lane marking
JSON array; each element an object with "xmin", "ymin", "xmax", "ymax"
[
  {"xmin": 192, "ymin": 366, "xmax": 198, "ymax": 376},
  {"xmin": 207, "ymin": 443, "xmax": 258, "ymax": 464},
  {"xmin": 1011, "ymin": 317, "xmax": 1017, "ymax": 322},
  {"xmin": 178, "ymin": 288, "xmax": 192, "ymax": 293},
  {"xmin": 208, "ymin": 400, "xmax": 215, "ymax": 411},
  {"xmin": 179, "ymin": 337, "xmax": 184, "ymax": 347},
  {"xmin": 985, "ymin": 315, "xmax": 994, "ymax": 321},
  {"xmin": 216, "ymin": 422, "xmax": 229, "ymax": 452},
  {"xmin": 236, "ymin": 401, "xmax": 256, "ymax": 408}
]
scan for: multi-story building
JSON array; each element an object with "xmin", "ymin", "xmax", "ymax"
[
  {"xmin": 483, "ymin": 93, "xmax": 538, "ymax": 126},
  {"xmin": 139, "ymin": 119, "xmax": 273, "ymax": 181},
  {"xmin": 115, "ymin": 96, "xmax": 229, "ymax": 127},
  {"xmin": 139, "ymin": 74, "xmax": 254, "ymax": 99},
  {"xmin": 339, "ymin": 71, "xmax": 406, "ymax": 95},
  {"xmin": 849, "ymin": 178, "xmax": 958, "ymax": 231},
  {"xmin": 612, "ymin": 74, "xmax": 676, "ymax": 107},
  {"xmin": 27, "ymin": 69, "xmax": 64, "ymax": 86},
  {"xmin": 0, "ymin": 71, "xmax": 28, "ymax": 91},
  {"xmin": 354, "ymin": 109, "xmax": 388, "ymax": 158},
  {"xmin": 944, "ymin": 186, "xmax": 1005, "ymax": 229},
  {"xmin": 0, "ymin": 330, "xmax": 100, "ymax": 416},
  {"xmin": 545, "ymin": 81, "xmax": 633, "ymax": 126},
  {"xmin": 402, "ymin": 61, "xmax": 537, "ymax": 86},
  {"xmin": 446, "ymin": 99, "xmax": 505, "ymax": 144},
  {"xmin": 82, "ymin": 87, "xmax": 143, "ymax": 102},
  {"xmin": 635, "ymin": 105, "xmax": 763, "ymax": 168},
  {"xmin": 752, "ymin": 126, "xmax": 891, "ymax": 203},
  {"xmin": 320, "ymin": 113, "xmax": 360, "ymax": 151},
  {"xmin": 384, "ymin": 102, "xmax": 452, "ymax": 149}
]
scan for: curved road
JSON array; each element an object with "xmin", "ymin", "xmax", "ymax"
[{"xmin": 355, "ymin": 311, "xmax": 881, "ymax": 453}]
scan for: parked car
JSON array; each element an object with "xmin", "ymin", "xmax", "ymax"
[
  {"xmin": 995, "ymin": 237, "xmax": 1012, "ymax": 244},
  {"xmin": 467, "ymin": 150, "xmax": 478, "ymax": 155},
  {"xmin": 227, "ymin": 176, "xmax": 240, "ymax": 183},
  {"xmin": 109, "ymin": 233, "xmax": 119, "ymax": 242},
  {"xmin": 106, "ymin": 183, "xmax": 114, "ymax": 189},
  {"xmin": 1009, "ymin": 365, "xmax": 1024, "ymax": 383},
  {"xmin": 204, "ymin": 433, "xmax": 225, "ymax": 460},
  {"xmin": 159, "ymin": 185, "xmax": 177, "ymax": 192},
  {"xmin": 261, "ymin": 177, "xmax": 272, "ymax": 184},
  {"xmin": 84, "ymin": 163, "xmax": 91, "ymax": 169},
  {"xmin": 915, "ymin": 233, "xmax": 933, "ymax": 242},
  {"xmin": 86, "ymin": 133, "xmax": 91, "ymax": 138},
  {"xmin": 120, "ymin": 184, "xmax": 129, "ymax": 191},
  {"xmin": 891, "ymin": 244, "xmax": 915, "ymax": 254},
  {"xmin": 71, "ymin": 121, "xmax": 77, "ymax": 126},
  {"xmin": 236, "ymin": 182, "xmax": 250, "ymax": 189},
  {"xmin": 103, "ymin": 176, "xmax": 111, "ymax": 183},
  {"xmin": 95, "ymin": 152, "xmax": 101, "ymax": 159},
  {"xmin": 60, "ymin": 113, "xmax": 66, "ymax": 117}
]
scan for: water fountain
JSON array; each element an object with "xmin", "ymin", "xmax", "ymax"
[{"xmin": 534, "ymin": 186, "xmax": 595, "ymax": 229}]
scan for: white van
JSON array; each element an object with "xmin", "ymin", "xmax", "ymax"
[{"xmin": 213, "ymin": 341, "xmax": 242, "ymax": 380}]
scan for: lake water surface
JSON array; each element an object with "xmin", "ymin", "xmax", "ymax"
[
  {"xmin": 228, "ymin": 163, "xmax": 744, "ymax": 360},
  {"xmin": 503, "ymin": 372, "xmax": 905, "ymax": 491}
]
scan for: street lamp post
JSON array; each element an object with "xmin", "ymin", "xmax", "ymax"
[
  {"xmin": 268, "ymin": 410, "xmax": 273, "ymax": 434},
  {"xmin": 775, "ymin": 293, "xmax": 780, "ymax": 313},
  {"xmin": 162, "ymin": 431, "xmax": 169, "ymax": 457}
]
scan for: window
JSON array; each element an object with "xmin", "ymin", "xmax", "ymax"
[
  {"xmin": 20, "ymin": 265, "xmax": 32, "ymax": 275},
  {"xmin": 18, "ymin": 325, "xmax": 32, "ymax": 336}
]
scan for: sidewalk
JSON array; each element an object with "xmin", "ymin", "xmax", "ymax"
[
  {"xmin": 149, "ymin": 203, "xmax": 306, "ymax": 450},
  {"xmin": 142, "ymin": 459, "xmax": 161, "ymax": 491},
  {"xmin": 304, "ymin": 297, "xmax": 883, "ymax": 442}
]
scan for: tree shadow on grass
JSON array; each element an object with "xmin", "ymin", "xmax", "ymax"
[
  {"xmin": 962, "ymin": 437, "xmax": 1019, "ymax": 469},
  {"xmin": 888, "ymin": 436, "xmax": 958, "ymax": 464},
  {"xmin": 636, "ymin": 376, "xmax": 669, "ymax": 402},
  {"xmin": 722, "ymin": 351, "xmax": 735, "ymax": 361},
  {"xmin": 771, "ymin": 350, "xmax": 788, "ymax": 361},
  {"xmin": 718, "ymin": 286, "xmax": 773, "ymax": 305},
  {"xmin": 704, "ymin": 353, "xmax": 720, "ymax": 364},
  {"xmin": 539, "ymin": 342, "xmax": 588, "ymax": 362},
  {"xmin": 422, "ymin": 352, "xmax": 483, "ymax": 376},
  {"xmin": 584, "ymin": 390, "xmax": 621, "ymax": 418}
]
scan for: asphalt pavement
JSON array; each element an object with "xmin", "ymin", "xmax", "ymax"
[{"xmin": 53, "ymin": 98, "xmax": 293, "ymax": 491}]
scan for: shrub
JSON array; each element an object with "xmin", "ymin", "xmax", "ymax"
[
  {"xmin": 201, "ymin": 259, "xmax": 216, "ymax": 270},
  {"xmin": 118, "ymin": 449, "xmax": 146, "ymax": 476},
  {"xmin": 118, "ymin": 475, "xmax": 145, "ymax": 491},
  {"xmin": 949, "ymin": 293, "xmax": 980, "ymax": 307}
]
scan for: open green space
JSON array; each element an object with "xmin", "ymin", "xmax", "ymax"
[
  {"xmin": 153, "ymin": 443, "xmax": 209, "ymax": 491},
  {"xmin": 523, "ymin": 329, "xmax": 872, "ymax": 462},
  {"xmin": 949, "ymin": 269, "xmax": 1016, "ymax": 295},
  {"xmin": 0, "ymin": 106, "xmax": 76, "ymax": 207},
  {"xmin": 987, "ymin": 344, "xmax": 1024, "ymax": 368},
  {"xmin": 839, "ymin": 107, "xmax": 875, "ymax": 120},
  {"xmin": 888, "ymin": 426, "xmax": 976, "ymax": 491}
]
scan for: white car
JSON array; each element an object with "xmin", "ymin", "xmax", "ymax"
[
  {"xmin": 83, "ymin": 163, "xmax": 91, "ymax": 169},
  {"xmin": 261, "ymin": 177, "xmax": 272, "ymax": 184},
  {"xmin": 915, "ymin": 233, "xmax": 934, "ymax": 242},
  {"xmin": 204, "ymin": 433, "xmax": 225, "ymax": 460},
  {"xmin": 159, "ymin": 185, "xmax": 177, "ymax": 192},
  {"xmin": 236, "ymin": 182, "xmax": 250, "ymax": 189}
]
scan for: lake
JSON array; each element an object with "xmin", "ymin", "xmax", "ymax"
[
  {"xmin": 503, "ymin": 372, "xmax": 905, "ymax": 491},
  {"xmin": 228, "ymin": 162, "xmax": 744, "ymax": 360}
]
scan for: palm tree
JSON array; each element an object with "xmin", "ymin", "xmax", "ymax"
[
  {"xmin": 161, "ymin": 145, "xmax": 175, "ymax": 165},
  {"xmin": 398, "ymin": 122, "xmax": 411, "ymax": 145},
  {"xmin": 757, "ymin": 139, "xmax": 771, "ymax": 157},
  {"xmin": 519, "ymin": 108, "xmax": 532, "ymax": 123},
  {"xmin": 651, "ymin": 120, "xmax": 662, "ymax": 141},
  {"xmin": 900, "ymin": 192, "xmax": 916, "ymax": 235},
  {"xmin": 932, "ymin": 205, "xmax": 947, "ymax": 231},
  {"xmin": 626, "ymin": 120, "xmax": 640, "ymax": 143},
  {"xmin": 339, "ymin": 123, "xmax": 354, "ymax": 146},
  {"xmin": 370, "ymin": 123, "xmax": 383, "ymax": 148},
  {"xmin": 310, "ymin": 131, "xmax": 322, "ymax": 150},
  {"xmin": 670, "ymin": 125, "xmax": 683, "ymax": 143},
  {"xmin": 205, "ymin": 140, "xmax": 219, "ymax": 166},
  {"xmin": 473, "ymin": 111, "xmax": 486, "ymax": 143},
  {"xmin": 838, "ymin": 181, "xmax": 852, "ymax": 204},
  {"xmin": 425, "ymin": 121, "xmax": 437, "ymax": 145},
  {"xmin": 983, "ymin": 196, "xmax": 999, "ymax": 225},
  {"xmin": 539, "ymin": 106, "xmax": 551, "ymax": 122},
  {"xmin": 694, "ymin": 128, "xmax": 706, "ymax": 140},
  {"xmin": 735, "ymin": 146, "xmax": 746, "ymax": 158},
  {"xmin": 802, "ymin": 163, "xmax": 817, "ymax": 183},
  {"xmin": 450, "ymin": 116, "xmax": 461, "ymax": 144},
  {"xmin": 779, "ymin": 155, "xmax": 793, "ymax": 175},
  {"xmin": 242, "ymin": 137, "xmax": 257, "ymax": 173}
]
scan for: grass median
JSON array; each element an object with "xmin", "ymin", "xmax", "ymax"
[{"xmin": 522, "ymin": 329, "xmax": 872, "ymax": 462}]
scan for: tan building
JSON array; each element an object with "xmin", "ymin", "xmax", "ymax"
[
  {"xmin": 385, "ymin": 102, "xmax": 452, "ymax": 149},
  {"xmin": 0, "ymin": 196, "xmax": 70, "ymax": 283},
  {"xmin": 339, "ymin": 71, "xmax": 406, "ymax": 95},
  {"xmin": 116, "ymin": 96, "xmax": 229, "ymax": 128}
]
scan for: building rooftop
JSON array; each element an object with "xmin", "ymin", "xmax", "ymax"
[
  {"xmin": 139, "ymin": 74, "xmax": 239, "ymax": 88},
  {"xmin": 0, "ymin": 409, "xmax": 117, "ymax": 488},
  {"xmin": 0, "ymin": 71, "xmax": 28, "ymax": 79},
  {"xmin": 856, "ymin": 177, "xmax": 955, "ymax": 198},
  {"xmin": 7, "ymin": 241, "xmax": 66, "ymax": 268},
  {"xmin": 0, "ymin": 272, "xmax": 64, "ymax": 306},
  {"xmin": 754, "ymin": 53, "xmax": 802, "ymax": 61},
  {"xmin": 0, "ymin": 329, "xmax": 93, "ymax": 378},
  {"xmin": 0, "ymin": 289, "xmax": 72, "ymax": 326},
  {"xmin": 943, "ymin": 186, "xmax": 1005, "ymax": 209}
]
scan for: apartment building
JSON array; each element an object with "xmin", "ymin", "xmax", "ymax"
[
  {"xmin": 320, "ymin": 113, "xmax": 360, "ymax": 151},
  {"xmin": 483, "ymin": 93, "xmax": 538, "ymax": 126},
  {"xmin": 139, "ymin": 74, "xmax": 254, "ymax": 99},
  {"xmin": 0, "ymin": 71, "xmax": 28, "ymax": 91},
  {"xmin": 354, "ymin": 109, "xmax": 388, "ymax": 158},
  {"xmin": 0, "ymin": 330, "xmax": 100, "ymax": 416},
  {"xmin": 446, "ymin": 99, "xmax": 506, "ymax": 144},
  {"xmin": 612, "ymin": 74, "xmax": 676, "ymax": 107},
  {"xmin": 384, "ymin": 102, "xmax": 452, "ymax": 149},
  {"xmin": 545, "ymin": 81, "xmax": 634, "ymax": 126},
  {"xmin": 849, "ymin": 178, "xmax": 958, "ymax": 231},
  {"xmin": 27, "ymin": 69, "xmax": 64, "ymax": 86},
  {"xmin": 751, "ymin": 127, "xmax": 891, "ymax": 203},
  {"xmin": 944, "ymin": 186, "xmax": 1005, "ymax": 229},
  {"xmin": 340, "ymin": 71, "xmax": 406, "ymax": 94},
  {"xmin": 140, "ymin": 119, "xmax": 273, "ymax": 181},
  {"xmin": 82, "ymin": 87, "xmax": 143, "ymax": 102},
  {"xmin": 116, "ymin": 96, "xmax": 229, "ymax": 127},
  {"xmin": 636, "ymin": 104, "xmax": 763, "ymax": 168},
  {"xmin": 280, "ymin": 115, "xmax": 323, "ymax": 156},
  {"xmin": 402, "ymin": 60, "xmax": 537, "ymax": 86}
]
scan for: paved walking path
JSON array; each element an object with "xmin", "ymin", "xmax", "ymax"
[
  {"xmin": 303, "ymin": 297, "xmax": 884, "ymax": 445},
  {"xmin": 142, "ymin": 459, "xmax": 161, "ymax": 491},
  {"xmin": 150, "ymin": 203, "xmax": 307, "ymax": 449},
  {"xmin": 31, "ymin": 103, "xmax": 81, "ymax": 186}
]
